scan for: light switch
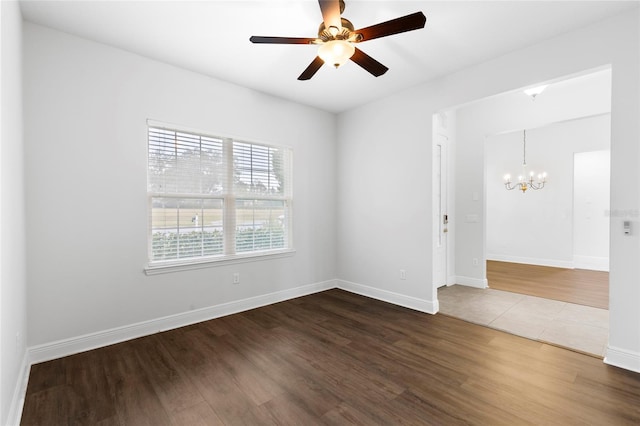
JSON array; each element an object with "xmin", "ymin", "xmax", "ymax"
[{"xmin": 624, "ymin": 221, "xmax": 631, "ymax": 235}]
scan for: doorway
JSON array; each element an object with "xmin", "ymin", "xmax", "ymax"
[
  {"xmin": 485, "ymin": 116, "xmax": 611, "ymax": 305},
  {"xmin": 432, "ymin": 113, "xmax": 451, "ymax": 289},
  {"xmin": 436, "ymin": 68, "xmax": 612, "ymax": 357}
]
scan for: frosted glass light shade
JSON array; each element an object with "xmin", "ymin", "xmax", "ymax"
[{"xmin": 318, "ymin": 40, "xmax": 355, "ymax": 68}]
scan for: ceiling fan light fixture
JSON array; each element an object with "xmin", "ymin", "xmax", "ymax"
[
  {"xmin": 318, "ymin": 40, "xmax": 355, "ymax": 68},
  {"xmin": 249, "ymin": 1, "xmax": 426, "ymax": 80}
]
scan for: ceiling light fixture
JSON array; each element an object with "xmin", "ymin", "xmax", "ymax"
[
  {"xmin": 249, "ymin": 0, "xmax": 426, "ymax": 80},
  {"xmin": 318, "ymin": 39, "xmax": 355, "ymax": 68},
  {"xmin": 523, "ymin": 84, "xmax": 548, "ymax": 100},
  {"xmin": 504, "ymin": 130, "xmax": 547, "ymax": 193}
]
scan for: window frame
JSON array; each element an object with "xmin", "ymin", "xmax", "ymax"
[{"xmin": 144, "ymin": 121, "xmax": 294, "ymax": 275}]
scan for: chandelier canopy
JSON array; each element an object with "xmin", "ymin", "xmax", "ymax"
[{"xmin": 503, "ymin": 130, "xmax": 547, "ymax": 193}]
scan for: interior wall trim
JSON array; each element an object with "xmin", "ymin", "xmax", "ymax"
[
  {"xmin": 27, "ymin": 279, "xmax": 337, "ymax": 365},
  {"xmin": 604, "ymin": 345, "xmax": 640, "ymax": 374},
  {"xmin": 17, "ymin": 278, "xmax": 635, "ymax": 424},
  {"xmin": 26, "ymin": 278, "xmax": 438, "ymax": 369},
  {"xmin": 573, "ymin": 255, "xmax": 609, "ymax": 272},
  {"xmin": 337, "ymin": 279, "xmax": 439, "ymax": 314},
  {"xmin": 15, "ymin": 279, "xmax": 436, "ymax": 423},
  {"xmin": 6, "ymin": 353, "xmax": 31, "ymax": 426},
  {"xmin": 487, "ymin": 254, "xmax": 574, "ymax": 269},
  {"xmin": 454, "ymin": 276, "xmax": 489, "ymax": 289}
]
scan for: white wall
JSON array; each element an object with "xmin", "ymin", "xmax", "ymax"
[
  {"xmin": 23, "ymin": 23, "xmax": 337, "ymax": 349},
  {"xmin": 337, "ymin": 10, "xmax": 639, "ymax": 372},
  {"xmin": 486, "ymin": 115, "xmax": 610, "ymax": 269},
  {"xmin": 1, "ymin": 1, "xmax": 28, "ymax": 425},
  {"xmin": 574, "ymin": 150, "xmax": 610, "ymax": 271},
  {"xmin": 336, "ymin": 82, "xmax": 437, "ymax": 311}
]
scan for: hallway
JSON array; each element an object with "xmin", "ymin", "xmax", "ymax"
[{"xmin": 438, "ymin": 285, "xmax": 608, "ymax": 357}]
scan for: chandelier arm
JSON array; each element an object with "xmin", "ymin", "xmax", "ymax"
[{"xmin": 530, "ymin": 182, "xmax": 546, "ymax": 190}]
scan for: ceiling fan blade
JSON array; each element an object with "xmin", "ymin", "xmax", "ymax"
[
  {"xmin": 350, "ymin": 48, "xmax": 388, "ymax": 77},
  {"xmin": 318, "ymin": 0, "xmax": 342, "ymax": 30},
  {"xmin": 250, "ymin": 36, "xmax": 316, "ymax": 44},
  {"xmin": 298, "ymin": 57, "xmax": 325, "ymax": 80},
  {"xmin": 355, "ymin": 12, "xmax": 426, "ymax": 42}
]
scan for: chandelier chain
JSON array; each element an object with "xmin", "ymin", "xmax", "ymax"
[{"xmin": 523, "ymin": 129, "xmax": 526, "ymax": 166}]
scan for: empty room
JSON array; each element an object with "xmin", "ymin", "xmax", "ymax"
[{"xmin": 2, "ymin": 1, "xmax": 640, "ymax": 425}]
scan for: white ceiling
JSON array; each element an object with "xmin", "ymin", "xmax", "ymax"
[{"xmin": 19, "ymin": 0, "xmax": 639, "ymax": 113}]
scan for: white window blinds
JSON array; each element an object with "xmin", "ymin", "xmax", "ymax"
[
  {"xmin": 147, "ymin": 125, "xmax": 292, "ymax": 265},
  {"xmin": 148, "ymin": 128, "xmax": 225, "ymax": 196}
]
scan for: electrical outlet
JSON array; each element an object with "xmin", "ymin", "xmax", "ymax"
[
  {"xmin": 400, "ymin": 269, "xmax": 406, "ymax": 280},
  {"xmin": 233, "ymin": 272, "xmax": 240, "ymax": 284},
  {"xmin": 472, "ymin": 258, "xmax": 479, "ymax": 267}
]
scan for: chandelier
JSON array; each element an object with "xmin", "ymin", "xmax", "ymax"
[{"xmin": 503, "ymin": 130, "xmax": 547, "ymax": 193}]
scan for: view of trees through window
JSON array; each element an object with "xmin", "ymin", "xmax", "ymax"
[{"xmin": 148, "ymin": 127, "xmax": 291, "ymax": 262}]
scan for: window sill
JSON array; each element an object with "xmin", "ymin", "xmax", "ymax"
[{"xmin": 144, "ymin": 249, "xmax": 296, "ymax": 276}]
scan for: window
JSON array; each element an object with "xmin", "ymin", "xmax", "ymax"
[{"xmin": 147, "ymin": 124, "xmax": 292, "ymax": 270}]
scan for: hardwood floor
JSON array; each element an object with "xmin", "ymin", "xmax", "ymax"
[
  {"xmin": 21, "ymin": 289, "xmax": 639, "ymax": 425},
  {"xmin": 487, "ymin": 260, "xmax": 609, "ymax": 309}
]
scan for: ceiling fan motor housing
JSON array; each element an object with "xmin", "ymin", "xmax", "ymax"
[{"xmin": 318, "ymin": 18, "xmax": 360, "ymax": 42}]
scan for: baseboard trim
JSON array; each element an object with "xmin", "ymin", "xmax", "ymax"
[
  {"xmin": 28, "ymin": 279, "xmax": 437, "ymax": 365},
  {"xmin": 19, "ymin": 278, "xmax": 638, "ymax": 425},
  {"xmin": 487, "ymin": 254, "xmax": 574, "ymax": 269},
  {"xmin": 454, "ymin": 276, "xmax": 488, "ymax": 289},
  {"xmin": 6, "ymin": 353, "xmax": 30, "ymax": 426},
  {"xmin": 573, "ymin": 255, "xmax": 609, "ymax": 271},
  {"xmin": 604, "ymin": 345, "xmax": 640, "ymax": 373},
  {"xmin": 28, "ymin": 279, "xmax": 337, "ymax": 365},
  {"xmin": 336, "ymin": 279, "xmax": 438, "ymax": 314}
]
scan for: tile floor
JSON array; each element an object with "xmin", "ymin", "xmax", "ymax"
[{"xmin": 438, "ymin": 285, "xmax": 609, "ymax": 357}]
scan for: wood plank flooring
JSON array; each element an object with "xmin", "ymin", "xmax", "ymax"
[
  {"xmin": 21, "ymin": 289, "xmax": 639, "ymax": 425},
  {"xmin": 486, "ymin": 260, "xmax": 609, "ymax": 309}
]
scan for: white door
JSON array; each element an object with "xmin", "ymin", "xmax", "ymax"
[
  {"xmin": 433, "ymin": 133, "xmax": 448, "ymax": 288},
  {"xmin": 573, "ymin": 150, "xmax": 610, "ymax": 271}
]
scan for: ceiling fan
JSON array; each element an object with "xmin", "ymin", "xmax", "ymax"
[{"xmin": 249, "ymin": 0, "xmax": 426, "ymax": 80}]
